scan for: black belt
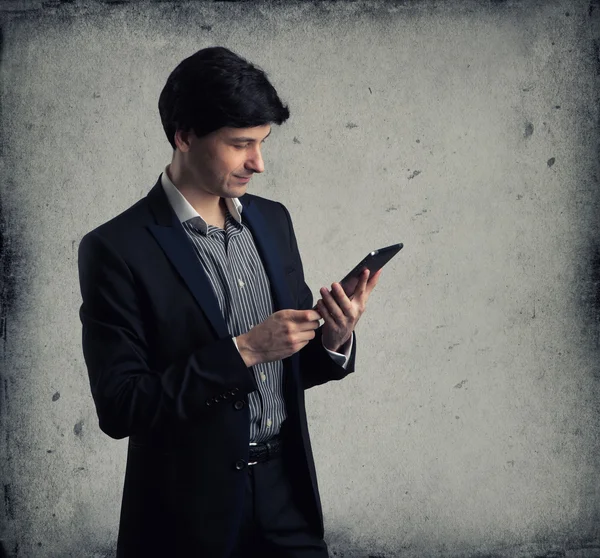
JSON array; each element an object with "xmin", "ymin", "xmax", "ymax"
[{"xmin": 248, "ymin": 436, "xmax": 283, "ymax": 465}]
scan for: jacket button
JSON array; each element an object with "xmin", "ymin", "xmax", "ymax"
[
  {"xmin": 234, "ymin": 460, "xmax": 246, "ymax": 470},
  {"xmin": 206, "ymin": 399, "xmax": 214, "ymax": 406},
  {"xmin": 234, "ymin": 400, "xmax": 245, "ymax": 410}
]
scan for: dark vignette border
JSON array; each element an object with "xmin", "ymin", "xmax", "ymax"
[
  {"xmin": 0, "ymin": 1, "xmax": 598, "ymax": 557},
  {"xmin": 586, "ymin": 0, "xmax": 600, "ymax": 351}
]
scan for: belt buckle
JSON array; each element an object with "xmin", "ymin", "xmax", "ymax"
[{"xmin": 248, "ymin": 442, "xmax": 258, "ymax": 466}]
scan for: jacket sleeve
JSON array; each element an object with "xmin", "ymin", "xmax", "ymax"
[
  {"xmin": 78, "ymin": 230, "xmax": 257, "ymax": 440},
  {"xmin": 277, "ymin": 203, "xmax": 357, "ymax": 390}
]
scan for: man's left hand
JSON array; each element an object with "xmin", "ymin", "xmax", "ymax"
[{"xmin": 315, "ymin": 268, "xmax": 382, "ymax": 353}]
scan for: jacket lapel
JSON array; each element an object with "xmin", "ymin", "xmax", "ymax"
[
  {"xmin": 146, "ymin": 179, "xmax": 229, "ymax": 339},
  {"xmin": 240, "ymin": 198, "xmax": 294, "ymax": 312},
  {"xmin": 145, "ymin": 179, "xmax": 294, "ymax": 340}
]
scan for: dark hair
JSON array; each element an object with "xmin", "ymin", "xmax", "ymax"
[{"xmin": 158, "ymin": 47, "xmax": 290, "ymax": 149}]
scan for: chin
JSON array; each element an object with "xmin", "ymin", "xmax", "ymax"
[{"xmin": 229, "ymin": 185, "xmax": 248, "ymax": 195}]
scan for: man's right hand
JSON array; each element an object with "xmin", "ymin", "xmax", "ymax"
[{"xmin": 235, "ymin": 309, "xmax": 322, "ymax": 368}]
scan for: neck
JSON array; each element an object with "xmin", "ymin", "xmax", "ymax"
[{"xmin": 167, "ymin": 159, "xmax": 226, "ymax": 226}]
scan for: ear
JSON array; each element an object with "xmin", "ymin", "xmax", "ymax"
[{"xmin": 174, "ymin": 129, "xmax": 194, "ymax": 152}]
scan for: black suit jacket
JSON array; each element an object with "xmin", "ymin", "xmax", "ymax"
[{"xmin": 78, "ymin": 178, "xmax": 357, "ymax": 557}]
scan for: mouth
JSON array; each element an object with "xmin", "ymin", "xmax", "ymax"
[{"xmin": 234, "ymin": 175, "xmax": 252, "ymax": 184}]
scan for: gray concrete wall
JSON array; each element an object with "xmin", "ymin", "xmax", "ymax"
[{"xmin": 1, "ymin": 1, "xmax": 599, "ymax": 557}]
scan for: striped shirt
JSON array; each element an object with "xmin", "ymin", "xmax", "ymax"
[{"xmin": 160, "ymin": 168, "xmax": 351, "ymax": 443}]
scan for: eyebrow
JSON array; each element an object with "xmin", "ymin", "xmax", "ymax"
[{"xmin": 230, "ymin": 130, "xmax": 272, "ymax": 142}]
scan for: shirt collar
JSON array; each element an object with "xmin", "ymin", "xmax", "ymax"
[{"xmin": 160, "ymin": 166, "xmax": 243, "ymax": 233}]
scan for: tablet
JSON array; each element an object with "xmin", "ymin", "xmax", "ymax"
[{"xmin": 339, "ymin": 243, "xmax": 403, "ymax": 297}]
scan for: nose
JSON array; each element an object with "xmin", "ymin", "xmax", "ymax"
[{"xmin": 245, "ymin": 146, "xmax": 265, "ymax": 174}]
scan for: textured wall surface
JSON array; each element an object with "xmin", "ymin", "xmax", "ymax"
[{"xmin": 1, "ymin": 1, "xmax": 600, "ymax": 557}]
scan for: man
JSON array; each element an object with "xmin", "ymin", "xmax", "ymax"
[{"xmin": 78, "ymin": 46, "xmax": 381, "ymax": 557}]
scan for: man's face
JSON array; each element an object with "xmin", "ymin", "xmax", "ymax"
[{"xmin": 182, "ymin": 124, "xmax": 271, "ymax": 198}]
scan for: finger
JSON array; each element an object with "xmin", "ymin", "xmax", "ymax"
[
  {"xmin": 292, "ymin": 337, "xmax": 313, "ymax": 353},
  {"xmin": 355, "ymin": 268, "xmax": 370, "ymax": 297},
  {"xmin": 297, "ymin": 318, "xmax": 322, "ymax": 331},
  {"xmin": 346, "ymin": 269, "xmax": 369, "ymax": 302},
  {"xmin": 296, "ymin": 329, "xmax": 317, "ymax": 342},
  {"xmin": 305, "ymin": 309, "xmax": 322, "ymax": 322},
  {"xmin": 319, "ymin": 286, "xmax": 347, "ymax": 325},
  {"xmin": 315, "ymin": 299, "xmax": 334, "ymax": 326},
  {"xmin": 330, "ymin": 282, "xmax": 355, "ymax": 315},
  {"xmin": 289, "ymin": 309, "xmax": 321, "ymax": 322},
  {"xmin": 341, "ymin": 276, "xmax": 359, "ymax": 298},
  {"xmin": 285, "ymin": 310, "xmax": 321, "ymax": 331},
  {"xmin": 365, "ymin": 268, "xmax": 382, "ymax": 295}
]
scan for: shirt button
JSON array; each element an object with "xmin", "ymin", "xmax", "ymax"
[
  {"xmin": 260, "ymin": 373, "xmax": 267, "ymax": 382},
  {"xmin": 266, "ymin": 418, "xmax": 272, "ymax": 427},
  {"xmin": 237, "ymin": 278, "xmax": 245, "ymax": 288}
]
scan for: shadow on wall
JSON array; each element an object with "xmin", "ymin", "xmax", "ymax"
[
  {"xmin": 589, "ymin": 240, "xmax": 600, "ymax": 336},
  {"xmin": 325, "ymin": 528, "xmax": 600, "ymax": 558},
  {"xmin": 326, "ymin": 530, "xmax": 390, "ymax": 558}
]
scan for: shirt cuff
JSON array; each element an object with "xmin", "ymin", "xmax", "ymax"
[
  {"xmin": 323, "ymin": 332, "xmax": 354, "ymax": 369},
  {"xmin": 232, "ymin": 336, "xmax": 240, "ymax": 352}
]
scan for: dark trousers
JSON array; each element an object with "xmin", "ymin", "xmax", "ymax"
[{"xmin": 230, "ymin": 453, "xmax": 329, "ymax": 558}]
